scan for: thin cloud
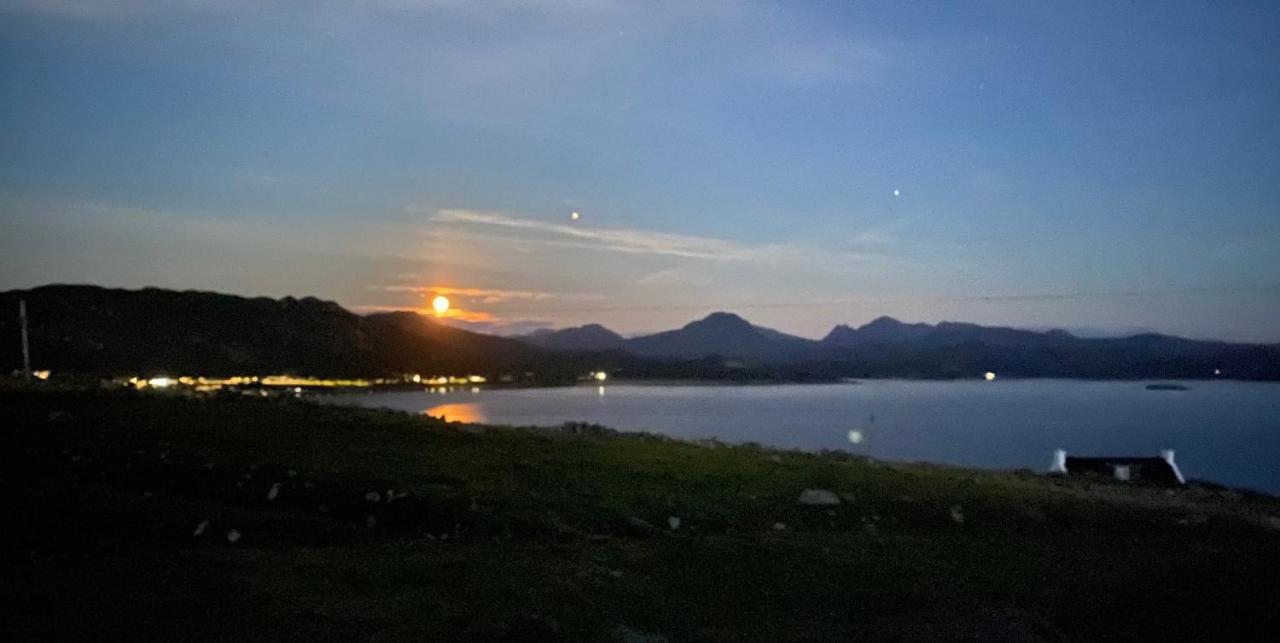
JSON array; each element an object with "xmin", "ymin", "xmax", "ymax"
[
  {"xmin": 428, "ymin": 208, "xmax": 779, "ymax": 261},
  {"xmin": 349, "ymin": 303, "xmax": 497, "ymax": 323},
  {"xmin": 372, "ymin": 284, "xmax": 604, "ymax": 304},
  {"xmin": 765, "ymin": 39, "xmax": 887, "ymax": 86},
  {"xmin": 348, "ymin": 303, "xmax": 550, "ymax": 336},
  {"xmin": 635, "ymin": 268, "xmax": 683, "ymax": 285}
]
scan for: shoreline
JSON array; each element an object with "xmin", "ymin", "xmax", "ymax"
[{"xmin": 5, "ymin": 387, "xmax": 1280, "ymax": 640}]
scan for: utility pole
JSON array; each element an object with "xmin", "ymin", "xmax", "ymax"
[{"xmin": 19, "ymin": 299, "xmax": 31, "ymax": 381}]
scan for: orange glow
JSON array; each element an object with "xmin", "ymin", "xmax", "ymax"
[
  {"xmin": 423, "ymin": 403, "xmax": 485, "ymax": 424},
  {"xmin": 432, "ymin": 295, "xmax": 450, "ymax": 314}
]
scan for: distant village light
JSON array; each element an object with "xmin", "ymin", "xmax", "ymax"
[
  {"xmin": 595, "ymin": 371, "xmax": 609, "ymax": 382},
  {"xmin": 984, "ymin": 372, "xmax": 997, "ymax": 381}
]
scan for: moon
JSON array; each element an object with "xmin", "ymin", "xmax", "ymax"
[
  {"xmin": 431, "ymin": 295, "xmax": 450, "ymax": 314},
  {"xmin": 571, "ymin": 211, "xmax": 580, "ymax": 221},
  {"xmin": 892, "ymin": 189, "xmax": 900, "ymax": 197}
]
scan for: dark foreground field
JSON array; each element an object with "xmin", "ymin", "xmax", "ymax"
[{"xmin": 3, "ymin": 388, "xmax": 1279, "ymax": 641}]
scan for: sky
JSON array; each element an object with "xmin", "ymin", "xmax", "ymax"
[{"xmin": 2, "ymin": 0, "xmax": 1279, "ymax": 341}]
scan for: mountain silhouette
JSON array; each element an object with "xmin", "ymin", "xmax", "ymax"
[
  {"xmin": 823, "ymin": 316, "xmax": 935, "ymax": 345},
  {"xmin": 622, "ymin": 312, "xmax": 818, "ymax": 362},
  {"xmin": 0, "ymin": 285, "xmax": 598, "ymax": 381},
  {"xmin": 522, "ymin": 324, "xmax": 625, "ymax": 352},
  {"xmin": 4, "ymin": 285, "xmax": 1278, "ymax": 381}
]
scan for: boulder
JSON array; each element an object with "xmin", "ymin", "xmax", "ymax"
[{"xmin": 797, "ymin": 489, "xmax": 841, "ymax": 506}]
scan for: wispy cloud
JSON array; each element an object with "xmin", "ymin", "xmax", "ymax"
[
  {"xmin": 348, "ymin": 303, "xmax": 551, "ymax": 336},
  {"xmin": 371, "ymin": 284, "xmax": 604, "ymax": 304},
  {"xmin": 427, "ymin": 208, "xmax": 782, "ymax": 261},
  {"xmin": 635, "ymin": 268, "xmax": 682, "ymax": 285},
  {"xmin": 764, "ymin": 39, "xmax": 887, "ymax": 87}
]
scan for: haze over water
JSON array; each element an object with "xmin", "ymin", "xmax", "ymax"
[{"xmin": 330, "ymin": 380, "xmax": 1280, "ymax": 494}]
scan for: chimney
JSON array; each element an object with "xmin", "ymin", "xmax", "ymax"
[{"xmin": 1050, "ymin": 449, "xmax": 1068, "ymax": 474}]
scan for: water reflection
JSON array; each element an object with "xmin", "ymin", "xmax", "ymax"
[
  {"xmin": 328, "ymin": 381, "xmax": 1280, "ymax": 493},
  {"xmin": 423, "ymin": 403, "xmax": 486, "ymax": 424}
]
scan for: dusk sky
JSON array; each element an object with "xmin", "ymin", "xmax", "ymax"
[{"xmin": 2, "ymin": 1, "xmax": 1278, "ymax": 341}]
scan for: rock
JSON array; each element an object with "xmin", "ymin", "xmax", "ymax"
[
  {"xmin": 949, "ymin": 504, "xmax": 965, "ymax": 524},
  {"xmin": 193, "ymin": 520, "xmax": 209, "ymax": 537},
  {"xmin": 667, "ymin": 516, "xmax": 681, "ymax": 530},
  {"xmin": 364, "ymin": 491, "xmax": 381, "ymax": 503},
  {"xmin": 625, "ymin": 516, "xmax": 656, "ymax": 532},
  {"xmin": 798, "ymin": 489, "xmax": 841, "ymax": 506},
  {"xmin": 773, "ymin": 522, "xmax": 787, "ymax": 531},
  {"xmin": 226, "ymin": 529, "xmax": 241, "ymax": 544},
  {"xmin": 267, "ymin": 482, "xmax": 281, "ymax": 501},
  {"xmin": 614, "ymin": 625, "xmax": 669, "ymax": 643}
]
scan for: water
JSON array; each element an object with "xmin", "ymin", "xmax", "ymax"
[{"xmin": 324, "ymin": 380, "xmax": 1280, "ymax": 494}]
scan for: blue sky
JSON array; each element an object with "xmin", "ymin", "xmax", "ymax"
[{"xmin": 2, "ymin": 1, "xmax": 1278, "ymax": 340}]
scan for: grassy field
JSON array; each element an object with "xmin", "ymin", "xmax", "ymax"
[{"xmin": 3, "ymin": 387, "xmax": 1279, "ymax": 641}]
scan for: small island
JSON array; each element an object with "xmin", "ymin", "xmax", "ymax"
[{"xmin": 1146, "ymin": 383, "xmax": 1191, "ymax": 391}]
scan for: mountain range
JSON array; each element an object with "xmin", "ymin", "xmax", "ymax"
[
  {"xmin": 519, "ymin": 312, "xmax": 1280, "ymax": 380},
  {"xmin": 3, "ymin": 285, "xmax": 1278, "ymax": 381}
]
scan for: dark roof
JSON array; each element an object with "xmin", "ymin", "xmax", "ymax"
[{"xmin": 1064, "ymin": 456, "xmax": 1182, "ymax": 486}]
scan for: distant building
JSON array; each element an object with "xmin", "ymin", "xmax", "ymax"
[{"xmin": 1050, "ymin": 449, "xmax": 1185, "ymax": 486}]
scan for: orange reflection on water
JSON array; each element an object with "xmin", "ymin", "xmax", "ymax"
[{"xmin": 423, "ymin": 403, "xmax": 486, "ymax": 424}]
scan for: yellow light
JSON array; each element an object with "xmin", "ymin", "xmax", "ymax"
[
  {"xmin": 148, "ymin": 377, "xmax": 174, "ymax": 388},
  {"xmin": 594, "ymin": 371, "xmax": 608, "ymax": 382},
  {"xmin": 571, "ymin": 211, "xmax": 580, "ymax": 221},
  {"xmin": 431, "ymin": 295, "xmax": 450, "ymax": 314},
  {"xmin": 33, "ymin": 370, "xmax": 51, "ymax": 380},
  {"xmin": 412, "ymin": 374, "xmax": 422, "ymax": 383},
  {"xmin": 984, "ymin": 372, "xmax": 996, "ymax": 381}
]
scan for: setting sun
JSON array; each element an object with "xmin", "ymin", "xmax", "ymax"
[{"xmin": 431, "ymin": 295, "xmax": 450, "ymax": 314}]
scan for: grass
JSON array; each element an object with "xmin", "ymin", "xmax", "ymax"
[{"xmin": 2, "ymin": 387, "xmax": 1279, "ymax": 641}]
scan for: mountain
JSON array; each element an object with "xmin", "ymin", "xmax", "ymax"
[
  {"xmin": 623, "ymin": 312, "xmax": 819, "ymax": 362},
  {"xmin": 809, "ymin": 318, "xmax": 1280, "ymax": 380},
  {"xmin": 824, "ymin": 317, "xmax": 1079, "ymax": 349},
  {"xmin": 823, "ymin": 316, "xmax": 935, "ymax": 345},
  {"xmin": 4, "ymin": 285, "xmax": 1278, "ymax": 381},
  {"xmin": 0, "ymin": 285, "xmax": 598, "ymax": 381},
  {"xmin": 521, "ymin": 324, "xmax": 625, "ymax": 352}
]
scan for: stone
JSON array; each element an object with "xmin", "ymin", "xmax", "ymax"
[{"xmin": 798, "ymin": 489, "xmax": 841, "ymax": 506}]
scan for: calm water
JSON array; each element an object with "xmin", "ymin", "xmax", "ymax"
[{"xmin": 325, "ymin": 380, "xmax": 1280, "ymax": 494}]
